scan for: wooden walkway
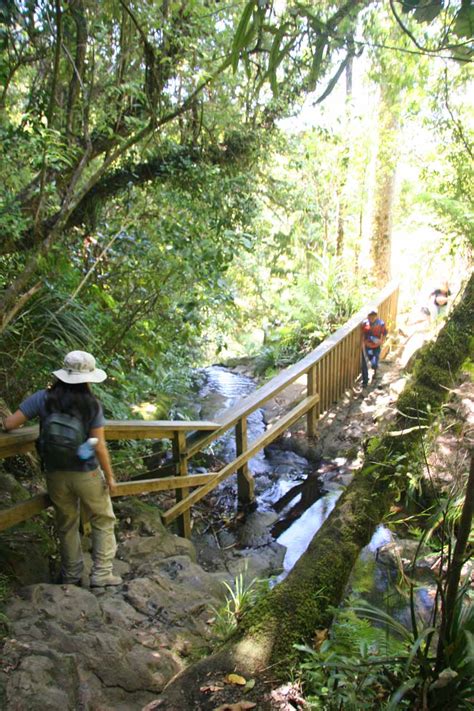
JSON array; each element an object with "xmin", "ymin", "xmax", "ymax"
[{"xmin": 0, "ymin": 281, "xmax": 398, "ymax": 538}]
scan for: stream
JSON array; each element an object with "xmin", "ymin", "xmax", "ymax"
[
  {"xmin": 193, "ymin": 367, "xmax": 365, "ymax": 574},
  {"xmin": 192, "ymin": 366, "xmax": 436, "ymax": 625}
]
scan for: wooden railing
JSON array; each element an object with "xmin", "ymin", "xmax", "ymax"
[{"xmin": 0, "ymin": 281, "xmax": 398, "ymax": 538}]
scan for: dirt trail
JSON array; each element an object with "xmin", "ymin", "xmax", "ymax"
[{"xmin": 264, "ymin": 329, "xmax": 418, "ymax": 465}]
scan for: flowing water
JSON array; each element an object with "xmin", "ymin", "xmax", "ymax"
[
  {"xmin": 194, "ymin": 365, "xmax": 436, "ymax": 629},
  {"xmin": 195, "ymin": 366, "xmax": 356, "ymax": 575}
]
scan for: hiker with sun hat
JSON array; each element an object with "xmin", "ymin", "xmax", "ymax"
[{"xmin": 1, "ymin": 351, "xmax": 122, "ymax": 588}]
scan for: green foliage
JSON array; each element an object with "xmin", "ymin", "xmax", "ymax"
[
  {"xmin": 211, "ymin": 570, "xmax": 262, "ymax": 641},
  {"xmin": 252, "ymin": 255, "xmax": 364, "ymax": 375},
  {"xmin": 298, "ymin": 587, "xmax": 474, "ymax": 710},
  {"xmin": 297, "ymin": 605, "xmax": 407, "ymax": 710}
]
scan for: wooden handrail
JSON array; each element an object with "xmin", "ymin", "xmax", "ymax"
[
  {"xmin": 0, "ymin": 281, "xmax": 398, "ymax": 535},
  {"xmin": 0, "ymin": 419, "xmax": 219, "ymax": 460},
  {"xmin": 0, "ymin": 473, "xmax": 218, "ymax": 532},
  {"xmin": 187, "ymin": 280, "xmax": 399, "ymax": 457},
  {"xmin": 163, "ymin": 395, "xmax": 320, "ymax": 525}
]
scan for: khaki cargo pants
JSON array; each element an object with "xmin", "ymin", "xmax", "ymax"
[{"xmin": 46, "ymin": 468, "xmax": 117, "ymax": 584}]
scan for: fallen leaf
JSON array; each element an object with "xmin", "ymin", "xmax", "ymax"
[
  {"xmin": 244, "ymin": 678, "xmax": 255, "ymax": 692},
  {"xmin": 313, "ymin": 628, "xmax": 328, "ymax": 650},
  {"xmin": 226, "ymin": 673, "xmax": 247, "ymax": 685},
  {"xmin": 200, "ymin": 684, "xmax": 224, "ymax": 693}
]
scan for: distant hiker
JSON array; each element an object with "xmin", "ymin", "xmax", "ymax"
[
  {"xmin": 1, "ymin": 351, "xmax": 122, "ymax": 588},
  {"xmin": 429, "ymin": 281, "xmax": 451, "ymax": 317},
  {"xmin": 361, "ymin": 309, "xmax": 387, "ymax": 386}
]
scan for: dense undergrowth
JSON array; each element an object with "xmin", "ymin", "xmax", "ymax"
[{"xmin": 296, "ymin": 354, "xmax": 474, "ymax": 710}]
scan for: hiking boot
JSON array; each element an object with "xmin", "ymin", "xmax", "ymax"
[{"xmin": 90, "ymin": 574, "xmax": 123, "ymax": 588}]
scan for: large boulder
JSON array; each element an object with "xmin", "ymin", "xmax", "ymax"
[{"xmin": 0, "ymin": 524, "xmax": 228, "ymax": 709}]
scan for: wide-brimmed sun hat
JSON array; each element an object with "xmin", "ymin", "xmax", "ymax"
[{"xmin": 53, "ymin": 351, "xmax": 107, "ymax": 384}]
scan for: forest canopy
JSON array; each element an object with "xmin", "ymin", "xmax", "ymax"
[{"xmin": 0, "ymin": 0, "xmax": 472, "ymax": 412}]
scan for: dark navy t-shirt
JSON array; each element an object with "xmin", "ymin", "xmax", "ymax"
[{"xmin": 20, "ymin": 389, "xmax": 104, "ymax": 471}]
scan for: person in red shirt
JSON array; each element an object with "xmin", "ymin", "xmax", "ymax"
[{"xmin": 361, "ymin": 309, "xmax": 387, "ymax": 386}]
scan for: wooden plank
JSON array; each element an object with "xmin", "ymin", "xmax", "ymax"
[
  {"xmin": 306, "ymin": 366, "xmax": 318, "ymax": 437},
  {"xmin": 163, "ymin": 395, "xmax": 319, "ymax": 526},
  {"xmin": 0, "ymin": 493, "xmax": 51, "ymax": 532},
  {"xmin": 105, "ymin": 420, "xmax": 218, "ymax": 440},
  {"xmin": 329, "ymin": 349, "xmax": 335, "ymax": 405},
  {"xmin": 0, "ymin": 427, "xmax": 38, "ymax": 459},
  {"xmin": 345, "ymin": 333, "xmax": 350, "ymax": 386},
  {"xmin": 111, "ymin": 473, "xmax": 215, "ymax": 496},
  {"xmin": 236, "ymin": 418, "xmax": 255, "ymax": 505},
  {"xmin": 0, "ymin": 440, "xmax": 37, "ymax": 458},
  {"xmin": 0, "ymin": 473, "xmax": 216, "ymax": 532},
  {"xmin": 315, "ymin": 361, "xmax": 321, "ymax": 420},
  {"xmin": 173, "ymin": 430, "xmax": 191, "ymax": 538},
  {"xmin": 0, "ymin": 420, "xmax": 219, "ymax": 459},
  {"xmin": 320, "ymin": 355, "xmax": 327, "ymax": 414},
  {"xmin": 335, "ymin": 344, "xmax": 341, "ymax": 400}
]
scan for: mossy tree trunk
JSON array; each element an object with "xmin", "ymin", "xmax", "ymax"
[{"xmin": 155, "ymin": 273, "xmax": 474, "ymax": 710}]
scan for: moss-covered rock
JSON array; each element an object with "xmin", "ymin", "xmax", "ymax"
[
  {"xmin": 0, "ymin": 517, "xmax": 55, "ymax": 586},
  {"xmin": 0, "ymin": 468, "xmax": 56, "ymax": 587},
  {"xmin": 114, "ymin": 496, "xmax": 166, "ymax": 536}
]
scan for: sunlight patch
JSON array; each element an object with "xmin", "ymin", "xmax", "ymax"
[{"xmin": 131, "ymin": 402, "xmax": 158, "ymax": 420}]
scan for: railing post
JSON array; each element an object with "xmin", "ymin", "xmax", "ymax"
[
  {"xmin": 236, "ymin": 417, "xmax": 255, "ymax": 508},
  {"xmin": 307, "ymin": 365, "xmax": 318, "ymax": 437},
  {"xmin": 172, "ymin": 430, "xmax": 191, "ymax": 538}
]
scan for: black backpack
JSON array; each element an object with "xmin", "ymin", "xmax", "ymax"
[{"xmin": 38, "ymin": 412, "xmax": 86, "ymax": 471}]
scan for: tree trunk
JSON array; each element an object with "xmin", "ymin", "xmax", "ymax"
[
  {"xmin": 335, "ymin": 54, "xmax": 353, "ymax": 257},
  {"xmin": 436, "ymin": 452, "xmax": 474, "ymax": 672},
  {"xmin": 370, "ymin": 89, "xmax": 399, "ymax": 287},
  {"xmin": 153, "ymin": 273, "xmax": 474, "ymax": 710}
]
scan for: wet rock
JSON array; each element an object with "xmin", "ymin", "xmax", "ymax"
[
  {"xmin": 226, "ymin": 541, "xmax": 286, "ymax": 581},
  {"xmin": 99, "ymin": 595, "xmax": 147, "ymax": 627},
  {"xmin": 118, "ymin": 530, "xmax": 196, "ymax": 566},
  {"xmin": 377, "ymin": 539, "xmax": 431, "ymax": 571},
  {"xmin": 9, "ymin": 584, "xmax": 102, "ymax": 627},
  {"xmin": 124, "ymin": 565, "xmax": 220, "ymax": 642},
  {"xmin": 237, "ymin": 511, "xmax": 278, "ymax": 547},
  {"xmin": 270, "ymin": 435, "xmax": 322, "ymax": 462},
  {"xmin": 264, "ymin": 447, "xmax": 311, "ymax": 469},
  {"xmin": 217, "ymin": 529, "xmax": 236, "ymax": 549},
  {"xmin": 2, "ymin": 643, "xmax": 81, "ymax": 711}
]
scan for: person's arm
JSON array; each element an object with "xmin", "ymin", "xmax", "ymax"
[
  {"xmin": 1, "ymin": 410, "xmax": 28, "ymax": 432},
  {"xmin": 2, "ymin": 390, "xmax": 46, "ymax": 432},
  {"xmin": 90, "ymin": 426, "xmax": 117, "ymax": 494}
]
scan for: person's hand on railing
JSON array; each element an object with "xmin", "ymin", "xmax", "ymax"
[
  {"xmin": 0, "ymin": 401, "xmax": 11, "ymax": 432},
  {"xmin": 106, "ymin": 475, "xmax": 117, "ymax": 495}
]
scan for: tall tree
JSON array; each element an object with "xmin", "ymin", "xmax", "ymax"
[{"xmin": 370, "ymin": 84, "xmax": 399, "ymax": 286}]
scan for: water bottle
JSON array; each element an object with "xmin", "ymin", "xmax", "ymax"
[{"xmin": 77, "ymin": 437, "xmax": 99, "ymax": 460}]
